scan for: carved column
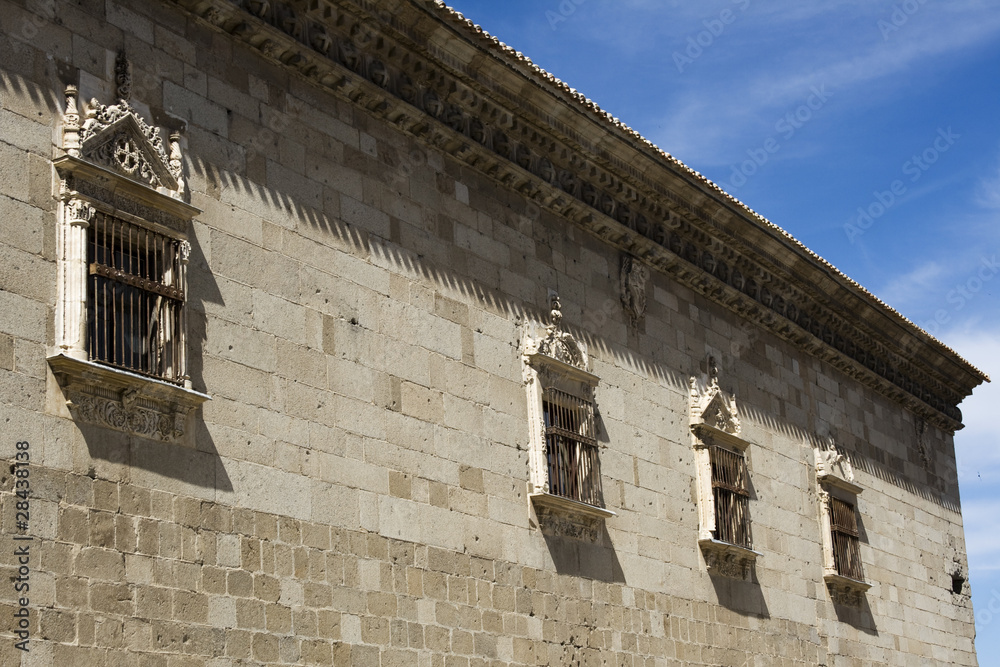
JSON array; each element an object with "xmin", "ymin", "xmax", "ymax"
[
  {"xmin": 63, "ymin": 85, "xmax": 80, "ymax": 157},
  {"xmin": 57, "ymin": 195, "xmax": 94, "ymax": 360},
  {"xmin": 178, "ymin": 240, "xmax": 192, "ymax": 389},
  {"xmin": 817, "ymin": 488, "xmax": 836, "ymax": 576}
]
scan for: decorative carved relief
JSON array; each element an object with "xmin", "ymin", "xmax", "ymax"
[
  {"xmin": 827, "ymin": 580, "xmax": 866, "ymax": 607},
  {"xmin": 65, "ymin": 53, "xmax": 185, "ymax": 198},
  {"xmin": 49, "ymin": 355, "xmax": 208, "ymax": 443},
  {"xmin": 620, "ymin": 254, "xmax": 649, "ymax": 327},
  {"xmin": 689, "ymin": 356, "xmax": 740, "ymax": 436},
  {"xmin": 703, "ymin": 547, "xmax": 754, "ymax": 581},
  {"xmin": 815, "ymin": 440, "xmax": 856, "ymax": 487},
  {"xmin": 534, "ymin": 505, "xmax": 602, "ymax": 542},
  {"xmin": 525, "ymin": 293, "xmax": 588, "ymax": 372}
]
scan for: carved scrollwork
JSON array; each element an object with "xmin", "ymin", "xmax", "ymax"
[{"xmin": 702, "ymin": 545, "xmax": 755, "ymax": 580}]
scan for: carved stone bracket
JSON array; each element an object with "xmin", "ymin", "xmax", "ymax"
[
  {"xmin": 825, "ymin": 574, "xmax": 871, "ymax": 606},
  {"xmin": 48, "ymin": 354, "xmax": 209, "ymax": 442},
  {"xmin": 700, "ymin": 539, "xmax": 758, "ymax": 581},
  {"xmin": 532, "ymin": 493, "xmax": 613, "ymax": 542}
]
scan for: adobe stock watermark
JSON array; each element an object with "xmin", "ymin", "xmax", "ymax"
[
  {"xmin": 8, "ymin": 0, "xmax": 57, "ymax": 55},
  {"xmin": 878, "ymin": 0, "xmax": 932, "ymax": 40},
  {"xmin": 976, "ymin": 588, "xmax": 1000, "ymax": 627},
  {"xmin": 919, "ymin": 254, "xmax": 998, "ymax": 337},
  {"xmin": 723, "ymin": 85, "xmax": 833, "ymax": 190},
  {"xmin": 843, "ymin": 127, "xmax": 959, "ymax": 243},
  {"xmin": 546, "ymin": 0, "xmax": 588, "ymax": 31},
  {"xmin": 673, "ymin": 0, "xmax": 752, "ymax": 73}
]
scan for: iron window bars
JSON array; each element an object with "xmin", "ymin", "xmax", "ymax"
[
  {"xmin": 830, "ymin": 496, "xmax": 865, "ymax": 582},
  {"xmin": 87, "ymin": 212, "xmax": 185, "ymax": 384},
  {"xmin": 710, "ymin": 444, "xmax": 752, "ymax": 549},
  {"xmin": 542, "ymin": 387, "xmax": 603, "ymax": 507}
]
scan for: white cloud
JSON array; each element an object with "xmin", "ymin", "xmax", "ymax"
[
  {"xmin": 939, "ymin": 331, "xmax": 1000, "ymax": 484},
  {"xmin": 977, "ymin": 149, "xmax": 1000, "ymax": 210}
]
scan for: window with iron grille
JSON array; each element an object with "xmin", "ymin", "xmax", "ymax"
[
  {"xmin": 87, "ymin": 212, "xmax": 185, "ymax": 383},
  {"xmin": 542, "ymin": 387, "xmax": 602, "ymax": 507},
  {"xmin": 710, "ymin": 445, "xmax": 752, "ymax": 549},
  {"xmin": 829, "ymin": 496, "xmax": 865, "ymax": 582}
]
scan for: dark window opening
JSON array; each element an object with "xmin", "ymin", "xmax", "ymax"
[
  {"xmin": 952, "ymin": 574, "xmax": 965, "ymax": 595},
  {"xmin": 87, "ymin": 212, "xmax": 184, "ymax": 383},
  {"xmin": 710, "ymin": 445, "xmax": 752, "ymax": 549},
  {"xmin": 542, "ymin": 387, "xmax": 602, "ymax": 507},
  {"xmin": 830, "ymin": 496, "xmax": 865, "ymax": 582}
]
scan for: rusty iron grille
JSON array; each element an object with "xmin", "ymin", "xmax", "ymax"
[
  {"xmin": 830, "ymin": 496, "xmax": 865, "ymax": 581},
  {"xmin": 87, "ymin": 212, "xmax": 184, "ymax": 383},
  {"xmin": 710, "ymin": 445, "xmax": 752, "ymax": 549},
  {"xmin": 542, "ymin": 388, "xmax": 602, "ymax": 507}
]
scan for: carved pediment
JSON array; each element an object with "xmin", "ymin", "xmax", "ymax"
[
  {"xmin": 689, "ymin": 356, "xmax": 740, "ymax": 435},
  {"xmin": 524, "ymin": 293, "xmax": 589, "ymax": 373},
  {"xmin": 81, "ymin": 110, "xmax": 178, "ymax": 191},
  {"xmin": 815, "ymin": 439, "xmax": 860, "ymax": 494},
  {"xmin": 61, "ymin": 51, "xmax": 186, "ymax": 199}
]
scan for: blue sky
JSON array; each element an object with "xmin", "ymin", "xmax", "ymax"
[{"xmin": 446, "ymin": 0, "xmax": 1000, "ymax": 660}]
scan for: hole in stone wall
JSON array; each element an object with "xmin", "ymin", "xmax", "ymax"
[{"xmin": 951, "ymin": 574, "xmax": 965, "ymax": 595}]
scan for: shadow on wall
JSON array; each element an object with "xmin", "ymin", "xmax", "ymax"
[
  {"xmin": 832, "ymin": 593, "xmax": 878, "ymax": 635},
  {"xmin": 542, "ymin": 524, "xmax": 626, "ymax": 583},
  {"xmin": 708, "ymin": 566, "xmax": 770, "ymax": 618},
  {"xmin": 78, "ymin": 228, "xmax": 233, "ymax": 494}
]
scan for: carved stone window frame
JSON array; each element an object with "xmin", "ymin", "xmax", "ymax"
[
  {"xmin": 815, "ymin": 442, "xmax": 871, "ymax": 604},
  {"xmin": 690, "ymin": 357, "xmax": 761, "ymax": 579},
  {"xmin": 524, "ymin": 294, "xmax": 614, "ymax": 535},
  {"xmin": 49, "ymin": 70, "xmax": 208, "ymax": 443}
]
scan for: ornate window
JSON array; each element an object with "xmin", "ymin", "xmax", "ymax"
[
  {"xmin": 524, "ymin": 294, "xmax": 613, "ymax": 538},
  {"xmin": 815, "ymin": 443, "xmax": 870, "ymax": 604},
  {"xmin": 690, "ymin": 357, "xmax": 759, "ymax": 579},
  {"xmin": 48, "ymin": 53, "xmax": 208, "ymax": 442}
]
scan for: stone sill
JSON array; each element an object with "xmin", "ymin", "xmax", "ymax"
[
  {"xmin": 530, "ymin": 492, "xmax": 615, "ymax": 520},
  {"xmin": 698, "ymin": 537, "xmax": 762, "ymax": 561},
  {"xmin": 824, "ymin": 572, "xmax": 871, "ymax": 594},
  {"xmin": 49, "ymin": 353, "xmax": 209, "ymax": 442}
]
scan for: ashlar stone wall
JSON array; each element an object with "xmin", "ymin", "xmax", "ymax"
[{"xmin": 0, "ymin": 0, "xmax": 977, "ymax": 665}]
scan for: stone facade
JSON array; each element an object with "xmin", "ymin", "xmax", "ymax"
[{"xmin": 0, "ymin": 0, "xmax": 986, "ymax": 665}]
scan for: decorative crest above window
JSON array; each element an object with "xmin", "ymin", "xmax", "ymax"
[
  {"xmin": 689, "ymin": 356, "xmax": 740, "ymax": 436},
  {"xmin": 524, "ymin": 293, "xmax": 588, "ymax": 371},
  {"xmin": 62, "ymin": 51, "xmax": 185, "ymax": 198},
  {"xmin": 814, "ymin": 438, "xmax": 860, "ymax": 494}
]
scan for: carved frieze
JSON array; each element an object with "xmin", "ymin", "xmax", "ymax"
[{"xmin": 170, "ymin": 0, "xmax": 978, "ymax": 431}]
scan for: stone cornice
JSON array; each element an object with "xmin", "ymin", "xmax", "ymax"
[{"xmin": 168, "ymin": 0, "xmax": 987, "ymax": 431}]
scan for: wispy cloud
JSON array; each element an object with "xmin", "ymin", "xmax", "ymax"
[
  {"xmin": 641, "ymin": 2, "xmax": 1000, "ymax": 164},
  {"xmin": 977, "ymin": 148, "xmax": 1000, "ymax": 210}
]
